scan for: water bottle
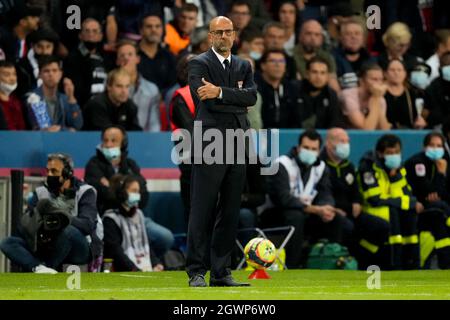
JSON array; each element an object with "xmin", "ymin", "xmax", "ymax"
[
  {"xmin": 30, "ymin": 99, "xmax": 51, "ymax": 129},
  {"xmin": 103, "ymin": 258, "xmax": 113, "ymax": 273}
]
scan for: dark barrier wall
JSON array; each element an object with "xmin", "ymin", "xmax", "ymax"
[{"xmin": 0, "ymin": 130, "xmax": 430, "ymax": 170}]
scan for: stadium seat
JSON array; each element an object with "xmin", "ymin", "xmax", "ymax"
[{"xmin": 143, "ymin": 192, "xmax": 187, "ymax": 234}]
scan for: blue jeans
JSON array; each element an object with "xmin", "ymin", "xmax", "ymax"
[
  {"xmin": 144, "ymin": 217, "xmax": 175, "ymax": 258},
  {"xmin": 0, "ymin": 225, "xmax": 90, "ymax": 271}
]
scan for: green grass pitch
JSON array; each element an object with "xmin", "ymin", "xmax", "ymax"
[{"xmin": 1, "ymin": 270, "xmax": 450, "ymax": 300}]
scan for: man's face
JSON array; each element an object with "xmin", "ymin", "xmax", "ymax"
[
  {"xmin": 0, "ymin": 66, "xmax": 17, "ymax": 85},
  {"xmin": 34, "ymin": 40, "xmax": 54, "ymax": 56},
  {"xmin": 249, "ymin": 37, "xmax": 264, "ymax": 54},
  {"xmin": 307, "ymin": 62, "xmax": 329, "ymax": 88},
  {"xmin": 209, "ymin": 19, "xmax": 236, "ymax": 55},
  {"xmin": 340, "ymin": 23, "xmax": 364, "ymax": 52},
  {"xmin": 381, "ymin": 144, "xmax": 401, "ymax": 158},
  {"xmin": 80, "ymin": 20, "xmax": 102, "ymax": 43},
  {"xmin": 261, "ymin": 53, "xmax": 286, "ymax": 80},
  {"xmin": 140, "ymin": 16, "xmax": 163, "ymax": 44},
  {"xmin": 40, "ymin": 62, "xmax": 62, "ymax": 88},
  {"xmin": 108, "ymin": 74, "xmax": 131, "ymax": 104},
  {"xmin": 279, "ymin": 3, "xmax": 296, "ymax": 28},
  {"xmin": 102, "ymin": 128, "xmax": 124, "ymax": 149},
  {"xmin": 264, "ymin": 27, "xmax": 285, "ymax": 50},
  {"xmin": 47, "ymin": 159, "xmax": 64, "ymax": 178},
  {"xmin": 300, "ymin": 21, "xmax": 323, "ymax": 53},
  {"xmin": 21, "ymin": 16, "xmax": 40, "ymax": 32},
  {"xmin": 327, "ymin": 129, "xmax": 350, "ymax": 152},
  {"xmin": 178, "ymin": 10, "xmax": 198, "ymax": 35},
  {"xmin": 116, "ymin": 44, "xmax": 140, "ymax": 71},
  {"xmin": 362, "ymin": 69, "xmax": 384, "ymax": 90},
  {"xmin": 426, "ymin": 136, "xmax": 444, "ymax": 149},
  {"xmin": 229, "ymin": 5, "xmax": 251, "ymax": 30},
  {"xmin": 298, "ymin": 137, "xmax": 320, "ymax": 153},
  {"xmin": 438, "ymin": 38, "xmax": 450, "ymax": 56}
]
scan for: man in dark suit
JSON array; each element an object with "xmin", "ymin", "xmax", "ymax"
[{"xmin": 186, "ymin": 16, "xmax": 257, "ymax": 287}]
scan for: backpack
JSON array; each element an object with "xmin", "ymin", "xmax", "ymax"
[{"xmin": 306, "ymin": 239, "xmax": 358, "ymax": 270}]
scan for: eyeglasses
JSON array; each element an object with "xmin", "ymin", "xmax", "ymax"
[
  {"xmin": 267, "ymin": 59, "xmax": 286, "ymax": 64},
  {"xmin": 210, "ymin": 29, "xmax": 235, "ymax": 37}
]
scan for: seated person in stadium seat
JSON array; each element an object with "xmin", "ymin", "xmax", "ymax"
[
  {"xmin": 16, "ymin": 28, "xmax": 59, "ymax": 99},
  {"xmin": 164, "ymin": 3, "xmax": 198, "ymax": 56},
  {"xmin": 25, "ymin": 56, "xmax": 83, "ymax": 132},
  {"xmin": 83, "ymin": 68, "xmax": 142, "ymax": 131},
  {"xmin": 103, "ymin": 175, "xmax": 164, "ymax": 272},
  {"xmin": 0, "ymin": 61, "xmax": 27, "ymax": 130},
  {"xmin": 405, "ymin": 132, "xmax": 450, "ymax": 269},
  {"xmin": 358, "ymin": 134, "xmax": 422, "ymax": 270},
  {"xmin": 0, "ymin": 153, "xmax": 102, "ymax": 273},
  {"xmin": 261, "ymin": 129, "xmax": 344, "ymax": 269},
  {"xmin": 339, "ymin": 62, "xmax": 391, "ymax": 130},
  {"xmin": 296, "ymin": 56, "xmax": 343, "ymax": 129},
  {"xmin": 321, "ymin": 127, "xmax": 390, "ymax": 269},
  {"xmin": 384, "ymin": 59, "xmax": 427, "ymax": 129},
  {"xmin": 115, "ymin": 40, "xmax": 161, "ymax": 132},
  {"xmin": 423, "ymin": 52, "xmax": 450, "ymax": 129},
  {"xmin": 84, "ymin": 125, "xmax": 174, "ymax": 261}
]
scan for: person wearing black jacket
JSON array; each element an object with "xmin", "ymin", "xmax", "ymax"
[
  {"xmin": 84, "ymin": 125, "xmax": 174, "ymax": 261},
  {"xmin": 424, "ymin": 52, "xmax": 450, "ymax": 128},
  {"xmin": 262, "ymin": 129, "xmax": 344, "ymax": 268},
  {"xmin": 103, "ymin": 175, "xmax": 163, "ymax": 272},
  {"xmin": 1, "ymin": 153, "xmax": 102, "ymax": 273},
  {"xmin": 83, "ymin": 68, "xmax": 142, "ymax": 131},
  {"xmin": 405, "ymin": 132, "xmax": 450, "ymax": 268},
  {"xmin": 256, "ymin": 49, "xmax": 300, "ymax": 129},
  {"xmin": 297, "ymin": 56, "xmax": 343, "ymax": 129}
]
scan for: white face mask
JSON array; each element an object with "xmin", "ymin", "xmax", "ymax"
[{"xmin": 0, "ymin": 82, "xmax": 17, "ymax": 95}]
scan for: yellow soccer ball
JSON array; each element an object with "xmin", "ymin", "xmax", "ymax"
[{"xmin": 244, "ymin": 237, "xmax": 276, "ymax": 269}]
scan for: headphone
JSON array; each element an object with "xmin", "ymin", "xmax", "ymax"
[
  {"xmin": 101, "ymin": 125, "xmax": 128, "ymax": 152},
  {"xmin": 47, "ymin": 153, "xmax": 74, "ymax": 180}
]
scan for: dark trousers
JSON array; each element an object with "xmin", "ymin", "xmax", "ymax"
[
  {"xmin": 419, "ymin": 201, "xmax": 450, "ymax": 269},
  {"xmin": 260, "ymin": 208, "xmax": 344, "ymax": 269},
  {"xmin": 186, "ymin": 162, "xmax": 246, "ymax": 279}
]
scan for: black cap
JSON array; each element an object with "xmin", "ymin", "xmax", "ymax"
[
  {"xmin": 28, "ymin": 28, "xmax": 60, "ymax": 45},
  {"xmin": 328, "ymin": 2, "xmax": 357, "ymax": 18},
  {"xmin": 410, "ymin": 61, "xmax": 432, "ymax": 76}
]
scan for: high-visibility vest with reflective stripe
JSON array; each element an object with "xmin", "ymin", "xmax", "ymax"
[
  {"xmin": 169, "ymin": 85, "xmax": 195, "ymax": 131},
  {"xmin": 360, "ymin": 164, "xmax": 411, "ymax": 222}
]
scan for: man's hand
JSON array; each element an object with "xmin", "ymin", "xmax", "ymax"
[
  {"xmin": 100, "ymin": 177, "xmax": 110, "ymax": 187},
  {"xmin": 369, "ymin": 83, "xmax": 387, "ymax": 97},
  {"xmin": 415, "ymin": 201, "xmax": 424, "ymax": 214},
  {"xmin": 334, "ymin": 208, "xmax": 347, "ymax": 217},
  {"xmin": 352, "ymin": 203, "xmax": 362, "ymax": 218},
  {"xmin": 426, "ymin": 192, "xmax": 440, "ymax": 202},
  {"xmin": 45, "ymin": 125, "xmax": 61, "ymax": 132},
  {"xmin": 197, "ymin": 78, "xmax": 221, "ymax": 101},
  {"xmin": 318, "ymin": 205, "xmax": 336, "ymax": 223},
  {"xmin": 63, "ymin": 78, "xmax": 77, "ymax": 104},
  {"xmin": 436, "ymin": 159, "xmax": 447, "ymax": 175},
  {"xmin": 153, "ymin": 263, "xmax": 164, "ymax": 272}
]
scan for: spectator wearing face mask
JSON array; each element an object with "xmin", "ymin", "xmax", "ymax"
[
  {"xmin": 261, "ymin": 129, "xmax": 344, "ymax": 269},
  {"xmin": 103, "ymin": 174, "xmax": 164, "ymax": 272},
  {"xmin": 426, "ymin": 30, "xmax": 450, "ymax": 83},
  {"xmin": 423, "ymin": 52, "xmax": 450, "ymax": 129},
  {"xmin": 236, "ymin": 26, "xmax": 265, "ymax": 63},
  {"xmin": 405, "ymin": 132, "xmax": 450, "ymax": 269},
  {"xmin": 84, "ymin": 125, "xmax": 174, "ymax": 261},
  {"xmin": 63, "ymin": 18, "xmax": 110, "ymax": 108},
  {"xmin": 0, "ymin": 61, "xmax": 27, "ymax": 130}
]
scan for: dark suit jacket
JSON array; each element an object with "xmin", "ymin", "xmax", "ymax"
[{"xmin": 188, "ymin": 48, "xmax": 257, "ymax": 130}]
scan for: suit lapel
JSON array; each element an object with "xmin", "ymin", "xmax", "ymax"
[{"xmin": 206, "ymin": 48, "xmax": 228, "ymax": 86}]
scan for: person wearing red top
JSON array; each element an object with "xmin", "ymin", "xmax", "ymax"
[{"xmin": 0, "ymin": 61, "xmax": 27, "ymax": 130}]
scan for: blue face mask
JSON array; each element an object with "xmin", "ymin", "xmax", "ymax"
[
  {"xmin": 299, "ymin": 148, "xmax": 318, "ymax": 166},
  {"xmin": 102, "ymin": 147, "xmax": 121, "ymax": 162},
  {"xmin": 442, "ymin": 65, "xmax": 450, "ymax": 82},
  {"xmin": 425, "ymin": 147, "xmax": 444, "ymax": 161},
  {"xmin": 410, "ymin": 71, "xmax": 429, "ymax": 90},
  {"xmin": 335, "ymin": 143, "xmax": 350, "ymax": 160},
  {"xmin": 384, "ymin": 154, "xmax": 402, "ymax": 169},
  {"xmin": 249, "ymin": 51, "xmax": 262, "ymax": 61},
  {"xmin": 126, "ymin": 192, "xmax": 141, "ymax": 208}
]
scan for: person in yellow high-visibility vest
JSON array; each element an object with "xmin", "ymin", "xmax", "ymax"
[{"xmin": 357, "ymin": 134, "xmax": 422, "ymax": 270}]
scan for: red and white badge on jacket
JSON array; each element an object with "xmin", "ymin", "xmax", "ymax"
[{"xmin": 415, "ymin": 163, "xmax": 426, "ymax": 177}]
